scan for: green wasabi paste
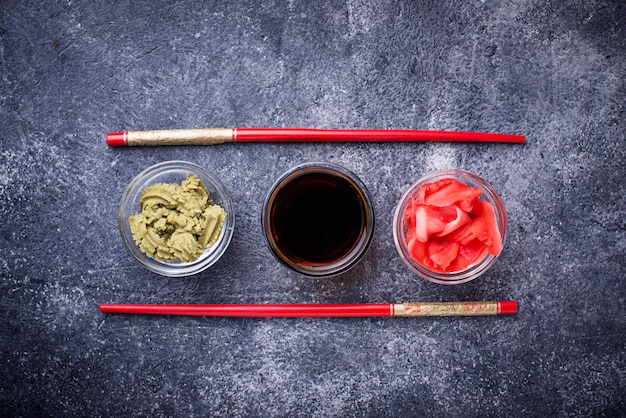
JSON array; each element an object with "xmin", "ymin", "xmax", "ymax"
[{"xmin": 129, "ymin": 175, "xmax": 227, "ymax": 262}]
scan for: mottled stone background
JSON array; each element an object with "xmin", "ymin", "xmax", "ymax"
[{"xmin": 1, "ymin": 0, "xmax": 624, "ymax": 416}]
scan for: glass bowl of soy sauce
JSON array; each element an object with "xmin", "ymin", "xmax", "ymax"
[{"xmin": 261, "ymin": 162, "xmax": 375, "ymax": 277}]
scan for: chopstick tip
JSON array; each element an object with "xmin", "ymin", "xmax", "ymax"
[{"xmin": 107, "ymin": 132, "xmax": 127, "ymax": 146}]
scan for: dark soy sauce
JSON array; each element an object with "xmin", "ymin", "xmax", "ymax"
[{"xmin": 269, "ymin": 171, "xmax": 366, "ymax": 265}]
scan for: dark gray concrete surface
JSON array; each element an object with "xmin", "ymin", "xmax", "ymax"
[{"xmin": 1, "ymin": 1, "xmax": 624, "ymax": 416}]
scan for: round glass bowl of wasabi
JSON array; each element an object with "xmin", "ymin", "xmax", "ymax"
[
  {"xmin": 118, "ymin": 161, "xmax": 235, "ymax": 277},
  {"xmin": 393, "ymin": 169, "xmax": 508, "ymax": 285}
]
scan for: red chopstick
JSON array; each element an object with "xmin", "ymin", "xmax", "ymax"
[
  {"xmin": 106, "ymin": 128, "xmax": 525, "ymax": 146},
  {"xmin": 100, "ymin": 301, "xmax": 517, "ymax": 317}
]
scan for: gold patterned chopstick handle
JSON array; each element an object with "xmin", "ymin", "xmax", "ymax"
[
  {"xmin": 121, "ymin": 128, "xmax": 233, "ymax": 146},
  {"xmin": 394, "ymin": 301, "xmax": 514, "ymax": 316}
]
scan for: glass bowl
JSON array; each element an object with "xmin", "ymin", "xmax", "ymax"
[
  {"xmin": 118, "ymin": 161, "xmax": 235, "ymax": 277},
  {"xmin": 261, "ymin": 162, "xmax": 375, "ymax": 277},
  {"xmin": 393, "ymin": 169, "xmax": 508, "ymax": 285}
]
